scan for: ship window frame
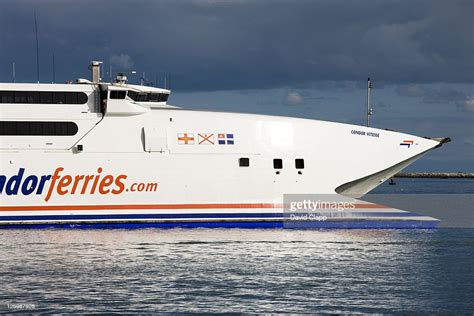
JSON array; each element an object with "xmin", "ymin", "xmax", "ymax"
[
  {"xmin": 148, "ymin": 93, "xmax": 159, "ymax": 102},
  {"xmin": 295, "ymin": 158, "xmax": 305, "ymax": 169},
  {"xmin": 273, "ymin": 158, "xmax": 283, "ymax": 169},
  {"xmin": 0, "ymin": 91, "xmax": 88, "ymax": 105},
  {"xmin": 127, "ymin": 90, "xmax": 169, "ymax": 103},
  {"xmin": 127, "ymin": 90, "xmax": 139, "ymax": 101},
  {"xmin": 239, "ymin": 157, "xmax": 250, "ymax": 167},
  {"xmin": 53, "ymin": 91, "xmax": 65, "ymax": 104},
  {"xmin": 65, "ymin": 91, "xmax": 77, "ymax": 104},
  {"xmin": 0, "ymin": 121, "xmax": 79, "ymax": 136},
  {"xmin": 77, "ymin": 92, "xmax": 89, "ymax": 104},
  {"xmin": 40, "ymin": 92, "xmax": 53, "ymax": 104},
  {"xmin": 14, "ymin": 93, "xmax": 27, "ymax": 103},
  {"xmin": 158, "ymin": 93, "xmax": 169, "ymax": 102},
  {"xmin": 26, "ymin": 91, "xmax": 39, "ymax": 103},
  {"xmin": 110, "ymin": 90, "xmax": 127, "ymax": 99},
  {"xmin": 137, "ymin": 93, "xmax": 149, "ymax": 102},
  {"xmin": 1, "ymin": 91, "xmax": 14, "ymax": 103}
]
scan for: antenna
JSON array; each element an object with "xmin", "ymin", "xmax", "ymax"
[
  {"xmin": 34, "ymin": 10, "xmax": 40, "ymax": 83},
  {"xmin": 12, "ymin": 62, "xmax": 15, "ymax": 83},
  {"xmin": 52, "ymin": 54, "xmax": 55, "ymax": 83},
  {"xmin": 366, "ymin": 77, "xmax": 373, "ymax": 127}
]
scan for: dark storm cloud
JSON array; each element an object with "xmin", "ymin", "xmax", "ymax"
[
  {"xmin": 396, "ymin": 83, "xmax": 474, "ymax": 111},
  {"xmin": 0, "ymin": 0, "xmax": 472, "ymax": 90}
]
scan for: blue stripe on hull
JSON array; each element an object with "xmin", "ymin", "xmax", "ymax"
[
  {"xmin": 0, "ymin": 220, "xmax": 439, "ymax": 229},
  {"xmin": 0, "ymin": 211, "xmax": 423, "ymax": 222},
  {"xmin": 0, "ymin": 213, "xmax": 282, "ymax": 221}
]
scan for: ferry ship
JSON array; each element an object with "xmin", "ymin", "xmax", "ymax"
[{"xmin": 0, "ymin": 61, "xmax": 449, "ymax": 228}]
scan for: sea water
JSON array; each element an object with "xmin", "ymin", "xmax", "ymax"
[{"xmin": 0, "ymin": 179, "xmax": 473, "ymax": 313}]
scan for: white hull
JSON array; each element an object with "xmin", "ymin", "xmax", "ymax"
[{"xmin": 0, "ymin": 74, "xmax": 448, "ymax": 228}]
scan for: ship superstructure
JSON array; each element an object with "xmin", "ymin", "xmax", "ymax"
[{"xmin": 0, "ymin": 62, "xmax": 449, "ymax": 228}]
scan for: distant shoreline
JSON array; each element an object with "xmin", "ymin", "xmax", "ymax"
[{"xmin": 394, "ymin": 172, "xmax": 474, "ymax": 178}]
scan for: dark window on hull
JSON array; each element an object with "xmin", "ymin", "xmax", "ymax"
[
  {"xmin": 295, "ymin": 159, "xmax": 305, "ymax": 169},
  {"xmin": 26, "ymin": 91, "xmax": 39, "ymax": 103},
  {"xmin": 1, "ymin": 91, "xmax": 13, "ymax": 103},
  {"xmin": 0, "ymin": 121, "xmax": 79, "ymax": 136},
  {"xmin": 239, "ymin": 158, "xmax": 250, "ymax": 167},
  {"xmin": 273, "ymin": 159, "xmax": 283, "ymax": 169},
  {"xmin": 0, "ymin": 91, "xmax": 88, "ymax": 104},
  {"xmin": 110, "ymin": 91, "xmax": 126, "ymax": 99},
  {"xmin": 40, "ymin": 92, "xmax": 53, "ymax": 104}
]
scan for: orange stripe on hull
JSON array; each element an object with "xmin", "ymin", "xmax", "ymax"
[{"xmin": 0, "ymin": 203, "xmax": 389, "ymax": 212}]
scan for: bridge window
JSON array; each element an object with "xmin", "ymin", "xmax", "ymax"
[
  {"xmin": 295, "ymin": 159, "xmax": 305, "ymax": 169},
  {"xmin": 158, "ymin": 94, "xmax": 169, "ymax": 102},
  {"xmin": 110, "ymin": 91, "xmax": 126, "ymax": 99},
  {"xmin": 0, "ymin": 91, "xmax": 88, "ymax": 104},
  {"xmin": 0, "ymin": 121, "xmax": 78, "ymax": 136},
  {"xmin": 127, "ymin": 90, "xmax": 138, "ymax": 101},
  {"xmin": 273, "ymin": 159, "xmax": 283, "ymax": 169},
  {"xmin": 239, "ymin": 158, "xmax": 250, "ymax": 167},
  {"xmin": 148, "ymin": 93, "xmax": 159, "ymax": 101},
  {"xmin": 137, "ymin": 93, "xmax": 149, "ymax": 102},
  {"xmin": 127, "ymin": 91, "xmax": 169, "ymax": 102}
]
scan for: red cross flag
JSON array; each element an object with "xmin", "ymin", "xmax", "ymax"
[{"xmin": 178, "ymin": 133, "xmax": 195, "ymax": 145}]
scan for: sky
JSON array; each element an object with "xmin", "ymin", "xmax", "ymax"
[{"xmin": 0, "ymin": 0, "xmax": 473, "ymax": 171}]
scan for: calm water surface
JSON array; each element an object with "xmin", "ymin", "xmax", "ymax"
[
  {"xmin": 1, "ymin": 228, "xmax": 473, "ymax": 313},
  {"xmin": 0, "ymin": 179, "xmax": 473, "ymax": 313},
  {"xmin": 372, "ymin": 178, "xmax": 474, "ymax": 194}
]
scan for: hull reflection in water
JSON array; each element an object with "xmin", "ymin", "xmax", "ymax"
[{"xmin": 0, "ymin": 228, "xmax": 472, "ymax": 313}]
